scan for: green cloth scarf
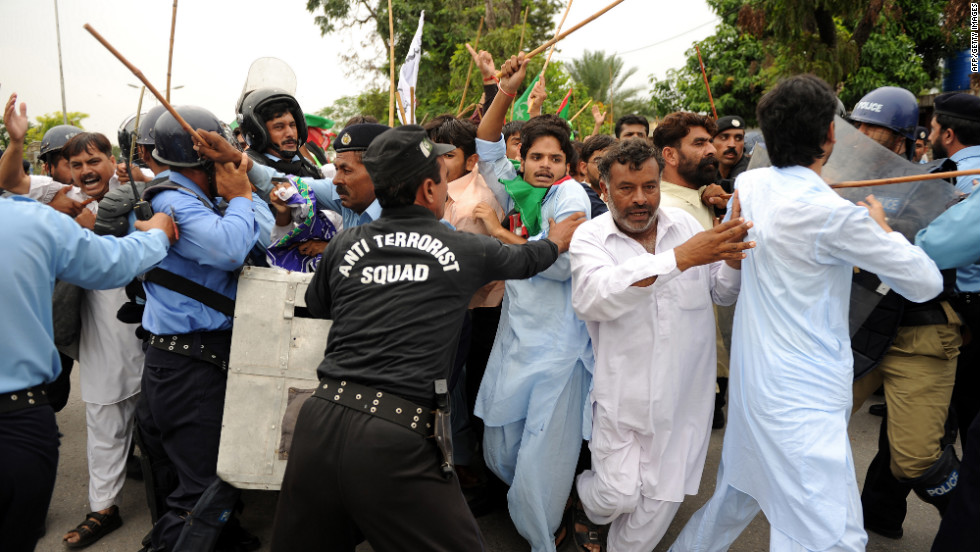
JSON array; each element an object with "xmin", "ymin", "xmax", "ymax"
[{"xmin": 500, "ymin": 159, "xmax": 571, "ymax": 236}]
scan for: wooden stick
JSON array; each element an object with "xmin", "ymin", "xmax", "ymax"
[
  {"xmin": 457, "ymin": 16, "xmax": 484, "ymax": 115},
  {"xmin": 496, "ymin": 0, "xmax": 629, "ymax": 77},
  {"xmin": 695, "ymin": 44, "xmax": 717, "ymax": 120},
  {"xmin": 388, "ymin": 0, "xmax": 396, "ymax": 126},
  {"xmin": 166, "ymin": 0, "xmax": 178, "ymax": 103},
  {"xmin": 608, "ymin": 65, "xmax": 614, "ymax": 127},
  {"xmin": 540, "ymin": 0, "xmax": 573, "ymax": 78},
  {"xmin": 830, "ymin": 169, "xmax": 980, "ymax": 189},
  {"xmin": 568, "ymin": 99, "xmax": 592, "ymax": 123},
  {"xmin": 518, "ymin": 5, "xmax": 530, "ymax": 52},
  {"xmin": 419, "ymin": 112, "xmax": 431, "ymax": 125},
  {"xmin": 395, "ymin": 92, "xmax": 408, "ymax": 126},
  {"xmin": 83, "ymin": 24, "xmax": 204, "ymax": 143},
  {"xmin": 410, "ymin": 86, "xmax": 416, "ymax": 124}
]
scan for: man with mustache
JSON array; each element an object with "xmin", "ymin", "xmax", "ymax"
[
  {"xmin": 653, "ymin": 112, "xmax": 733, "ymax": 429},
  {"xmin": 570, "ymin": 136, "xmax": 753, "ymax": 552},
  {"xmin": 712, "ymin": 115, "xmax": 750, "ymax": 194},
  {"xmin": 238, "ymin": 88, "xmax": 322, "ymax": 180}
]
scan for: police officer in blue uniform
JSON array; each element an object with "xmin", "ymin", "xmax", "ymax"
[
  {"xmin": 135, "ymin": 106, "xmax": 272, "ymax": 552},
  {"xmin": 0, "ymin": 193, "xmax": 174, "ymax": 552}
]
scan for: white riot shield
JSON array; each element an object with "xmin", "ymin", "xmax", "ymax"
[
  {"xmin": 217, "ymin": 266, "xmax": 329, "ymax": 490},
  {"xmin": 233, "ymin": 57, "xmax": 298, "ymax": 115}
]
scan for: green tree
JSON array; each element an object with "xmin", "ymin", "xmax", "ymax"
[
  {"xmin": 650, "ymin": 0, "xmax": 962, "ymax": 124},
  {"xmin": 306, "ymin": 0, "xmax": 562, "ymax": 121},
  {"xmin": 24, "ymin": 111, "xmax": 88, "ymax": 144},
  {"xmin": 566, "ymin": 50, "xmax": 649, "ymax": 120}
]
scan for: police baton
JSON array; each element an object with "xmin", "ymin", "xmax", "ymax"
[{"xmin": 83, "ymin": 24, "xmax": 205, "ymax": 146}]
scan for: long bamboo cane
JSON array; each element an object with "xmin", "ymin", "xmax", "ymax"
[
  {"xmin": 388, "ymin": 0, "xmax": 396, "ymax": 126},
  {"xmin": 83, "ymin": 24, "xmax": 203, "ymax": 143},
  {"xmin": 457, "ymin": 17, "xmax": 484, "ymax": 116},
  {"xmin": 518, "ymin": 6, "xmax": 530, "ymax": 52},
  {"xmin": 496, "ymin": 0, "xmax": 630, "ymax": 77},
  {"xmin": 540, "ymin": 0, "xmax": 573, "ymax": 78},
  {"xmin": 830, "ymin": 169, "xmax": 980, "ymax": 189},
  {"xmin": 568, "ymin": 99, "xmax": 592, "ymax": 123},
  {"xmin": 166, "ymin": 0, "xmax": 178, "ymax": 102},
  {"xmin": 695, "ymin": 44, "xmax": 717, "ymax": 120}
]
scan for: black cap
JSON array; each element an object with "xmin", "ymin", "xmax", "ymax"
[
  {"xmin": 334, "ymin": 123, "xmax": 390, "ymax": 153},
  {"xmin": 362, "ymin": 125, "xmax": 455, "ymax": 190},
  {"xmin": 715, "ymin": 115, "xmax": 746, "ymax": 134},
  {"xmin": 934, "ymin": 93, "xmax": 980, "ymax": 123},
  {"xmin": 915, "ymin": 126, "xmax": 928, "ymax": 141}
]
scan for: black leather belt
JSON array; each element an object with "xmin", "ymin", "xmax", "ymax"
[
  {"xmin": 147, "ymin": 332, "xmax": 230, "ymax": 371},
  {"xmin": 900, "ymin": 307, "xmax": 950, "ymax": 326},
  {"xmin": 0, "ymin": 385, "xmax": 50, "ymax": 415},
  {"xmin": 313, "ymin": 377, "xmax": 434, "ymax": 438}
]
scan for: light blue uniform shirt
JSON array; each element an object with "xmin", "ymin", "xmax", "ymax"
[
  {"xmin": 248, "ymin": 163, "xmax": 382, "ymax": 229},
  {"xmin": 916, "ymin": 186, "xmax": 980, "ymax": 270},
  {"xmin": 0, "ymin": 196, "xmax": 169, "ymax": 393},
  {"xmin": 472, "ymin": 135, "xmax": 594, "ymax": 437},
  {"xmin": 721, "ymin": 166, "xmax": 942, "ymax": 549},
  {"xmin": 942, "ymin": 146, "xmax": 980, "ymax": 291},
  {"xmin": 142, "ymin": 172, "xmax": 263, "ymax": 335}
]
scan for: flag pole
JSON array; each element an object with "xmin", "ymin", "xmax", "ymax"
[
  {"xmin": 388, "ymin": 0, "xmax": 396, "ymax": 126},
  {"xmin": 695, "ymin": 44, "xmax": 717, "ymax": 119}
]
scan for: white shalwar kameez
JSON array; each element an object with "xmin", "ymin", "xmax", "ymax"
[
  {"xmin": 669, "ymin": 165, "xmax": 943, "ymax": 552},
  {"xmin": 69, "ymin": 174, "xmax": 148, "ymax": 511},
  {"xmin": 570, "ymin": 207, "xmax": 740, "ymax": 551}
]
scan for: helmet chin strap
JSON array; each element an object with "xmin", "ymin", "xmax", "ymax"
[{"xmin": 269, "ymin": 143, "xmax": 299, "ymax": 160}]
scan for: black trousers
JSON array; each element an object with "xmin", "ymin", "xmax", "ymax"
[
  {"xmin": 932, "ymin": 411, "xmax": 980, "ymax": 550},
  {"xmin": 271, "ymin": 396, "xmax": 485, "ymax": 552},
  {"xmin": 0, "ymin": 406, "xmax": 59, "ymax": 552},
  {"xmin": 137, "ymin": 335, "xmax": 230, "ymax": 551}
]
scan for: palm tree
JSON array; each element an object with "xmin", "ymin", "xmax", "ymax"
[{"xmin": 566, "ymin": 50, "xmax": 647, "ymax": 117}]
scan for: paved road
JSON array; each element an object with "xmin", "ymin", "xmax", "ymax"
[{"xmin": 36, "ymin": 367, "xmax": 947, "ymax": 551}]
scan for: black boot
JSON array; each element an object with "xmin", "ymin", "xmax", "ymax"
[
  {"xmin": 712, "ymin": 377, "xmax": 728, "ymax": 429},
  {"xmin": 862, "ymin": 414, "xmax": 908, "ymax": 539}
]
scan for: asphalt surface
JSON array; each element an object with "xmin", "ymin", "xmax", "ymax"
[{"xmin": 36, "ymin": 366, "xmax": 949, "ymax": 552}]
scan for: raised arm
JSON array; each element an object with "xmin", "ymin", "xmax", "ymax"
[
  {"xmin": 1, "ymin": 94, "xmax": 32, "ymax": 195},
  {"xmin": 476, "ymin": 53, "xmax": 528, "ymax": 143}
]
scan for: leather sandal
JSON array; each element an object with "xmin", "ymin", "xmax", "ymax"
[{"xmin": 63, "ymin": 505, "xmax": 123, "ymax": 549}]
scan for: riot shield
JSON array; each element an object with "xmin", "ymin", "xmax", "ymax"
[{"xmin": 234, "ymin": 57, "xmax": 298, "ymax": 115}]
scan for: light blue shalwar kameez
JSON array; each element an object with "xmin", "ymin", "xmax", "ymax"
[
  {"xmin": 670, "ymin": 165, "xmax": 943, "ymax": 552},
  {"xmin": 473, "ymin": 136, "xmax": 594, "ymax": 552}
]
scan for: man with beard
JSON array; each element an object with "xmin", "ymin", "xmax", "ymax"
[
  {"xmin": 653, "ymin": 112, "xmax": 732, "ymax": 428},
  {"xmin": 652, "ymin": 112, "xmax": 720, "ymax": 231},
  {"xmin": 570, "ymin": 138, "xmax": 753, "ymax": 551},
  {"xmin": 669, "ymin": 74, "xmax": 942, "ymax": 552},
  {"xmin": 712, "ymin": 115, "xmax": 750, "ymax": 193},
  {"xmin": 927, "ymin": 92, "xmax": 980, "ymax": 468}
]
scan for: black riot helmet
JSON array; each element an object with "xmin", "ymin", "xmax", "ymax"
[
  {"xmin": 39, "ymin": 125, "xmax": 84, "ymax": 163},
  {"xmin": 152, "ymin": 106, "xmax": 224, "ymax": 168},
  {"xmin": 237, "ymin": 88, "xmax": 307, "ymax": 155},
  {"xmin": 118, "ymin": 113, "xmax": 142, "ymax": 163},
  {"xmin": 136, "ymin": 105, "xmax": 168, "ymax": 146}
]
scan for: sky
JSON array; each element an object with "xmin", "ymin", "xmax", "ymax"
[{"xmin": 0, "ymin": 0, "xmax": 719, "ymax": 142}]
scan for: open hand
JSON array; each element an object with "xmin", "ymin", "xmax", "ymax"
[
  {"xmin": 675, "ymin": 215, "xmax": 755, "ymax": 271},
  {"xmin": 4, "ymin": 93, "xmax": 29, "ymax": 142},
  {"xmin": 857, "ymin": 194, "xmax": 893, "ymax": 233}
]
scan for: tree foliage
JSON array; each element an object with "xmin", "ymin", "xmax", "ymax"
[
  {"xmin": 566, "ymin": 50, "xmax": 648, "ymax": 119},
  {"xmin": 23, "ymin": 111, "xmax": 88, "ymax": 145},
  {"xmin": 306, "ymin": 0, "xmax": 563, "ymax": 120},
  {"xmin": 650, "ymin": 0, "xmax": 962, "ymax": 125}
]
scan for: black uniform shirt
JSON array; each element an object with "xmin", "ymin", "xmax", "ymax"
[{"xmin": 306, "ymin": 204, "xmax": 559, "ymax": 406}]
